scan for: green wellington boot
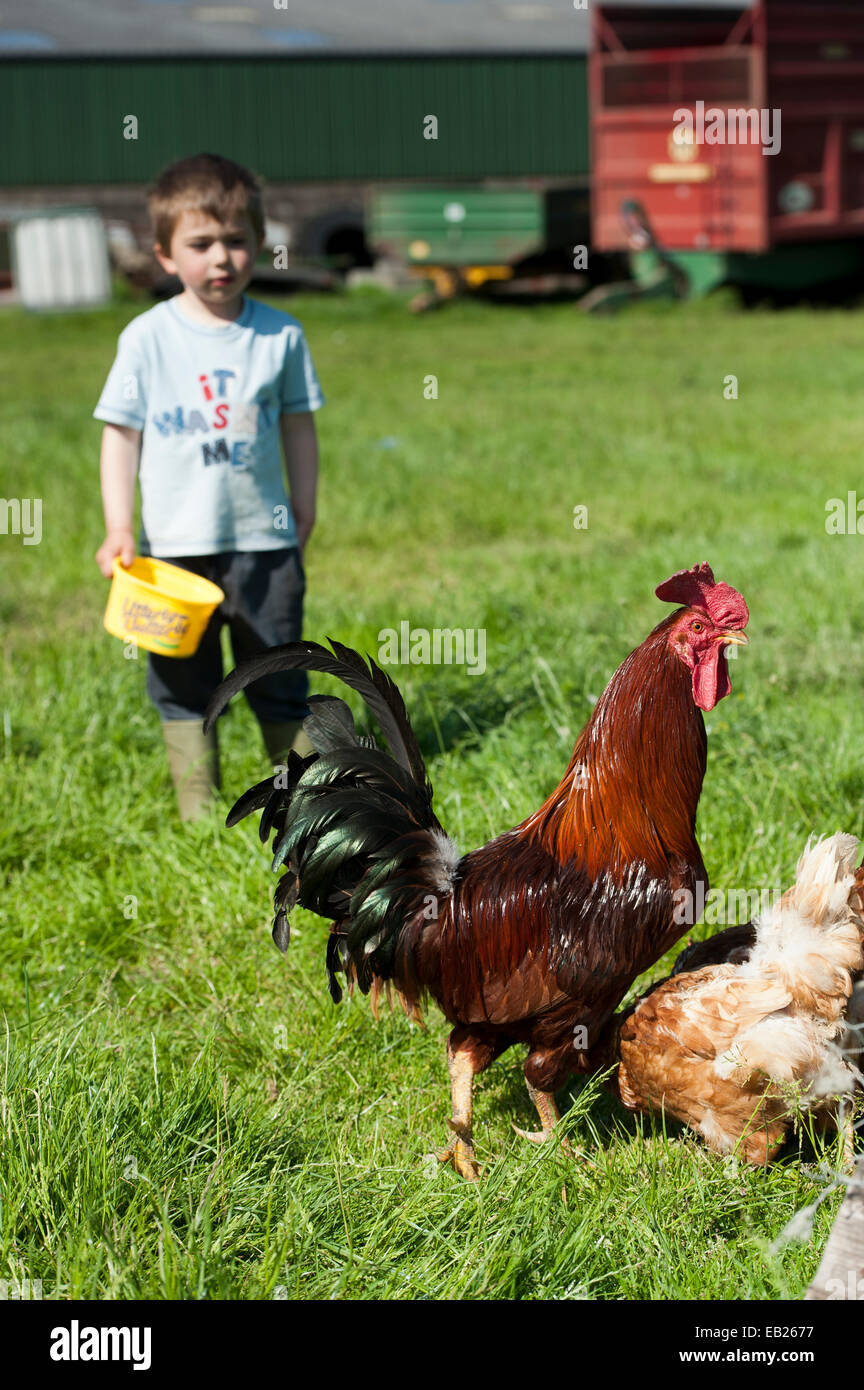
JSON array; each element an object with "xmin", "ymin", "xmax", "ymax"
[
  {"xmin": 161, "ymin": 719, "xmax": 221, "ymax": 822},
  {"xmin": 258, "ymin": 718, "xmax": 315, "ymax": 765}
]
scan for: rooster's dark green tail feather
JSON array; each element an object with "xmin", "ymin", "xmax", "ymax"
[
  {"xmin": 215, "ymin": 639, "xmax": 459, "ymax": 1003},
  {"xmin": 203, "ymin": 638, "xmax": 428, "ymax": 787}
]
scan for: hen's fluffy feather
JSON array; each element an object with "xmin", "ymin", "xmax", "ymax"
[{"xmin": 612, "ymin": 834, "xmax": 864, "ymax": 1163}]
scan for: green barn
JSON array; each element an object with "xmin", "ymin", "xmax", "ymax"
[{"xmin": 0, "ymin": 0, "xmax": 596, "ymax": 273}]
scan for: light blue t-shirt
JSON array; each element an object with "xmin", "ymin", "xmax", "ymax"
[{"xmin": 94, "ymin": 295, "xmax": 324, "ymax": 557}]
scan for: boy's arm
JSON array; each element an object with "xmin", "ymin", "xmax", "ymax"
[
  {"xmin": 279, "ymin": 411, "xmax": 319, "ymax": 557},
  {"xmin": 95, "ymin": 423, "xmax": 141, "ymax": 577}
]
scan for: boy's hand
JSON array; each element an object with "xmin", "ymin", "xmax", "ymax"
[
  {"xmin": 280, "ymin": 412, "xmax": 318, "ymax": 560},
  {"xmin": 293, "ymin": 511, "xmax": 316, "ymax": 557},
  {"xmin": 96, "ymin": 527, "xmax": 135, "ymax": 578}
]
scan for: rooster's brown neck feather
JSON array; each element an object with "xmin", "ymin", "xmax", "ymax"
[{"xmin": 522, "ymin": 613, "xmax": 706, "ymax": 881}]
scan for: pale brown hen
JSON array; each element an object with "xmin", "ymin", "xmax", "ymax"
[{"xmin": 596, "ymin": 835, "xmax": 864, "ymax": 1165}]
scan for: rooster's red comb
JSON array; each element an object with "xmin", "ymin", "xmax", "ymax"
[{"xmin": 655, "ymin": 563, "xmax": 749, "ymax": 630}]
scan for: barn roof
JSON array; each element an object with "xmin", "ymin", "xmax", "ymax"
[{"xmin": 0, "ymin": 0, "xmax": 747, "ymax": 57}]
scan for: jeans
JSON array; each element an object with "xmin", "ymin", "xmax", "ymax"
[{"xmin": 145, "ymin": 548, "xmax": 309, "ymax": 723}]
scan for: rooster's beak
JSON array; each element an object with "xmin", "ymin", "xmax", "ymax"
[{"xmin": 714, "ymin": 629, "xmax": 749, "ymax": 647}]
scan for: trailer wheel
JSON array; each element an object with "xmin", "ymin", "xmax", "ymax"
[{"xmin": 324, "ymin": 223, "xmax": 373, "ymax": 273}]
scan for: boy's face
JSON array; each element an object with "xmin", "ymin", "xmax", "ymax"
[{"xmin": 154, "ymin": 209, "xmax": 263, "ymax": 305}]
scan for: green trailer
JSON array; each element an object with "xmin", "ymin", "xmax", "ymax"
[{"xmin": 368, "ymin": 184, "xmax": 591, "ymax": 308}]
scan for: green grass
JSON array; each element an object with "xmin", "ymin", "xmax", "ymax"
[{"xmin": 2, "ymin": 287, "xmax": 864, "ymax": 1299}]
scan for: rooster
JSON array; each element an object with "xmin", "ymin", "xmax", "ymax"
[
  {"xmin": 597, "ymin": 834, "xmax": 864, "ymax": 1165},
  {"xmin": 203, "ymin": 562, "xmax": 749, "ymax": 1178}
]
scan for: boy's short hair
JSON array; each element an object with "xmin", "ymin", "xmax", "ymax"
[{"xmin": 147, "ymin": 152, "xmax": 265, "ymax": 249}]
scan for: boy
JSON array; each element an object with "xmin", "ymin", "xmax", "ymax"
[{"xmin": 94, "ymin": 152, "xmax": 323, "ymax": 821}]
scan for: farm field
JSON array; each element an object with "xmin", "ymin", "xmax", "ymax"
[{"xmin": 2, "ymin": 288, "xmax": 864, "ymax": 1300}]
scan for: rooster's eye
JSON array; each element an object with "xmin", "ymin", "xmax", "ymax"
[{"xmin": 691, "ymin": 622, "xmax": 703, "ymax": 632}]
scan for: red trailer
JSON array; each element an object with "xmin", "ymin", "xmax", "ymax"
[{"xmin": 589, "ymin": 0, "xmax": 864, "ymax": 301}]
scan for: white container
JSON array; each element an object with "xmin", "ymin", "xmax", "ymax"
[{"xmin": 12, "ymin": 208, "xmax": 111, "ymax": 310}]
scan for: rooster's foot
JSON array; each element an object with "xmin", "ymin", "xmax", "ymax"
[
  {"xmin": 511, "ymin": 1121, "xmax": 595, "ymax": 1167},
  {"xmin": 511, "ymin": 1121, "xmax": 574, "ymax": 1153},
  {"xmin": 437, "ymin": 1131, "xmax": 481, "ymax": 1181},
  {"xmin": 516, "ymin": 1082, "xmax": 596, "ymax": 1166},
  {"xmin": 511, "ymin": 1121, "xmax": 592, "ymax": 1163}
]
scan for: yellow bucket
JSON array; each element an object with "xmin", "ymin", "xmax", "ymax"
[{"xmin": 104, "ymin": 556, "xmax": 225, "ymax": 658}]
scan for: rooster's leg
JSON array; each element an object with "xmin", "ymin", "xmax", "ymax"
[
  {"xmin": 437, "ymin": 1040, "xmax": 481, "ymax": 1181},
  {"xmin": 513, "ymin": 1083, "xmax": 575, "ymax": 1153}
]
